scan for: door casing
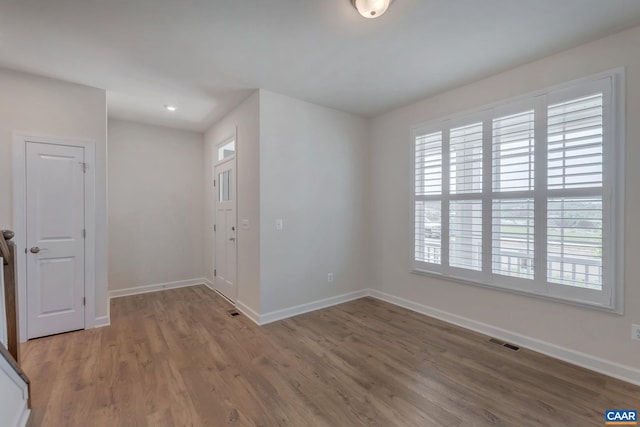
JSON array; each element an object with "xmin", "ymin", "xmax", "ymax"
[{"xmin": 12, "ymin": 133, "xmax": 96, "ymax": 342}]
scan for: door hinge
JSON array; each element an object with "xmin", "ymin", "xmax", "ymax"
[
  {"xmin": 214, "ymin": 224, "xmax": 216, "ymax": 232},
  {"xmin": 213, "ymin": 179, "xmax": 216, "ymax": 187},
  {"xmin": 82, "ymin": 229, "xmax": 86, "ymax": 239},
  {"xmin": 80, "ymin": 162, "xmax": 87, "ymax": 173},
  {"xmin": 214, "ymin": 269, "xmax": 217, "ymax": 277},
  {"xmin": 82, "ymin": 297, "xmax": 86, "ymax": 306}
]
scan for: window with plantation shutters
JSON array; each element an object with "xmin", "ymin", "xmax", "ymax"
[{"xmin": 411, "ymin": 70, "xmax": 624, "ymax": 312}]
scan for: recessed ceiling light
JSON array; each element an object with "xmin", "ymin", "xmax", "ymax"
[
  {"xmin": 352, "ymin": 0, "xmax": 391, "ymax": 19},
  {"xmin": 164, "ymin": 104, "xmax": 177, "ymax": 111}
]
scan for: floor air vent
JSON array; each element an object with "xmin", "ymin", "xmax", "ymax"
[
  {"xmin": 227, "ymin": 309, "xmax": 240, "ymax": 317},
  {"xmin": 489, "ymin": 338, "xmax": 520, "ymax": 351}
]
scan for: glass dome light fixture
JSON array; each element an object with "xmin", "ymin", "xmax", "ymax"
[{"xmin": 352, "ymin": 0, "xmax": 392, "ymax": 19}]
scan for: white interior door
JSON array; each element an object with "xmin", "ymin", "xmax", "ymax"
[
  {"xmin": 214, "ymin": 159, "xmax": 237, "ymax": 302},
  {"xmin": 25, "ymin": 142, "xmax": 86, "ymax": 339}
]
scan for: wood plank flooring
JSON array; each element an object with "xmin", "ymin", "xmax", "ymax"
[{"xmin": 21, "ymin": 286, "xmax": 640, "ymax": 426}]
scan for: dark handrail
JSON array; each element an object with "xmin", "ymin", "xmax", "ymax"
[
  {"xmin": 1, "ymin": 230, "xmax": 20, "ymax": 362},
  {"xmin": 0, "ymin": 229, "xmax": 30, "ymax": 407}
]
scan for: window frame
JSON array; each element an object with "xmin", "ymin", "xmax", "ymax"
[{"xmin": 410, "ymin": 69, "xmax": 625, "ymax": 313}]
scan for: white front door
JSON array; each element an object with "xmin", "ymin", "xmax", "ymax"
[
  {"xmin": 25, "ymin": 142, "xmax": 86, "ymax": 339},
  {"xmin": 214, "ymin": 159, "xmax": 237, "ymax": 302}
]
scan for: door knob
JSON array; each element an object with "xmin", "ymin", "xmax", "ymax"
[{"xmin": 30, "ymin": 247, "xmax": 40, "ymax": 254}]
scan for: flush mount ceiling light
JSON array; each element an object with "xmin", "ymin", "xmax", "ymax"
[
  {"xmin": 352, "ymin": 0, "xmax": 392, "ymax": 18},
  {"xmin": 164, "ymin": 104, "xmax": 177, "ymax": 111}
]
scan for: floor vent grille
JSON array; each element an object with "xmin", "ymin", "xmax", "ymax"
[
  {"xmin": 489, "ymin": 338, "xmax": 520, "ymax": 351},
  {"xmin": 228, "ymin": 309, "xmax": 240, "ymax": 317},
  {"xmin": 503, "ymin": 343, "xmax": 520, "ymax": 351}
]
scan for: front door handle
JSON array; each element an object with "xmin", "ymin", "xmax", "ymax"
[{"xmin": 30, "ymin": 246, "xmax": 40, "ymax": 254}]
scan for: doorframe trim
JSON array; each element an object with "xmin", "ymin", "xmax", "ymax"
[{"xmin": 12, "ymin": 133, "xmax": 97, "ymax": 341}]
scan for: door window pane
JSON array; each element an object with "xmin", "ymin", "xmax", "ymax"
[
  {"xmin": 218, "ymin": 140, "xmax": 236, "ymax": 161},
  {"xmin": 218, "ymin": 170, "xmax": 232, "ymax": 202}
]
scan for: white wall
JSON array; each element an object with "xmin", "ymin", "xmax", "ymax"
[
  {"xmin": 0, "ymin": 68, "xmax": 108, "ymax": 321},
  {"xmin": 369, "ymin": 25, "xmax": 640, "ymax": 370},
  {"xmin": 108, "ymin": 120, "xmax": 205, "ymax": 291},
  {"xmin": 259, "ymin": 90, "xmax": 369, "ymax": 314},
  {"xmin": 204, "ymin": 92, "xmax": 261, "ymax": 312}
]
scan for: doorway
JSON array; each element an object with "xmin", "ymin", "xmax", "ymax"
[
  {"xmin": 13, "ymin": 134, "xmax": 96, "ymax": 340},
  {"xmin": 214, "ymin": 139, "xmax": 237, "ymax": 303}
]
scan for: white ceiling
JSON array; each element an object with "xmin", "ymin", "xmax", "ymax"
[{"xmin": 2, "ymin": 0, "xmax": 640, "ymax": 132}]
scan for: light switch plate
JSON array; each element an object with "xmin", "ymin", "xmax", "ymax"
[
  {"xmin": 276, "ymin": 219, "xmax": 283, "ymax": 230},
  {"xmin": 241, "ymin": 219, "xmax": 250, "ymax": 230}
]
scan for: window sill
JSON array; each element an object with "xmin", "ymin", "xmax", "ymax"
[{"xmin": 409, "ymin": 268, "xmax": 622, "ymax": 315}]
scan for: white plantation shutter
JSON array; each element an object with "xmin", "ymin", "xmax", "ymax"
[
  {"xmin": 546, "ymin": 91, "xmax": 605, "ymax": 292},
  {"xmin": 411, "ymin": 71, "xmax": 622, "ymax": 311},
  {"xmin": 415, "ymin": 132, "xmax": 442, "ymax": 195},
  {"xmin": 491, "ymin": 109, "xmax": 536, "ymax": 280},
  {"xmin": 492, "ymin": 199, "xmax": 534, "ymax": 279},
  {"xmin": 450, "ymin": 200, "xmax": 482, "ymax": 271},
  {"xmin": 492, "ymin": 110, "xmax": 535, "ymax": 192},
  {"xmin": 548, "ymin": 94, "xmax": 603, "ymax": 189},
  {"xmin": 414, "ymin": 130, "xmax": 444, "ymax": 268},
  {"xmin": 414, "ymin": 201, "xmax": 442, "ymax": 264},
  {"xmin": 547, "ymin": 197, "xmax": 603, "ymax": 290},
  {"xmin": 450, "ymin": 123, "xmax": 483, "ymax": 194}
]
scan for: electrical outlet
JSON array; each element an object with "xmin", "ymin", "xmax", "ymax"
[
  {"xmin": 632, "ymin": 324, "xmax": 640, "ymax": 341},
  {"xmin": 327, "ymin": 273, "xmax": 334, "ymax": 283},
  {"xmin": 275, "ymin": 219, "xmax": 283, "ymax": 230}
]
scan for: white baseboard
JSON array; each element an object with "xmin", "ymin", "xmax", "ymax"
[
  {"xmin": 367, "ymin": 289, "xmax": 640, "ymax": 387},
  {"xmin": 258, "ymin": 289, "xmax": 370, "ymax": 325},
  {"xmin": 94, "ymin": 315, "xmax": 110, "ymax": 328},
  {"xmin": 108, "ymin": 278, "xmax": 209, "ymax": 299},
  {"xmin": 236, "ymin": 300, "xmax": 261, "ymax": 325},
  {"xmin": 202, "ymin": 278, "xmax": 214, "ymax": 290},
  {"xmin": 16, "ymin": 405, "xmax": 30, "ymax": 427}
]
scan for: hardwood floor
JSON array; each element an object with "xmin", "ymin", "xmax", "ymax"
[{"xmin": 22, "ymin": 286, "xmax": 639, "ymax": 426}]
